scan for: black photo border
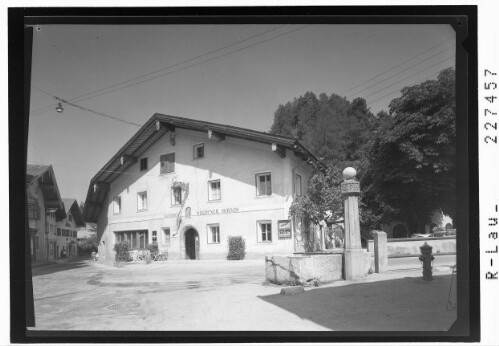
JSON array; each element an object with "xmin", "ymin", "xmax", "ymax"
[{"xmin": 9, "ymin": 5, "xmax": 479, "ymax": 343}]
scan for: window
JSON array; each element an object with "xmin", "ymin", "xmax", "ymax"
[
  {"xmin": 185, "ymin": 207, "xmax": 191, "ymax": 218},
  {"xmin": 171, "ymin": 187, "xmax": 182, "ymax": 205},
  {"xmin": 256, "ymin": 172, "xmax": 272, "ymax": 196},
  {"xmin": 140, "ymin": 157, "xmax": 148, "ymax": 171},
  {"xmin": 115, "ymin": 230, "xmax": 149, "ymax": 250},
  {"xmin": 207, "ymin": 224, "xmax": 220, "ymax": 244},
  {"xmin": 57, "ymin": 228, "xmax": 61, "ymax": 236},
  {"xmin": 162, "ymin": 228, "xmax": 170, "ymax": 246},
  {"xmin": 113, "ymin": 196, "xmax": 121, "ymax": 214},
  {"xmin": 152, "ymin": 230, "xmax": 157, "ymax": 243},
  {"xmin": 137, "ymin": 191, "xmax": 148, "ymax": 211},
  {"xmin": 208, "ymin": 180, "xmax": 221, "ymax": 201},
  {"xmin": 68, "ymin": 214, "xmax": 73, "ymax": 222},
  {"xmin": 27, "ymin": 202, "xmax": 40, "ymax": 220},
  {"xmin": 50, "ymin": 242, "xmax": 53, "ymax": 255},
  {"xmin": 295, "ymin": 174, "xmax": 302, "ymax": 197},
  {"xmin": 160, "ymin": 153, "xmax": 175, "ymax": 174},
  {"xmin": 193, "ymin": 143, "xmax": 205, "ymax": 159},
  {"xmin": 258, "ymin": 221, "xmax": 272, "ymax": 242},
  {"xmin": 35, "ymin": 236, "xmax": 39, "ymax": 250}
]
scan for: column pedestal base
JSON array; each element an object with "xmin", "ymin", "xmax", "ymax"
[{"xmin": 344, "ymin": 248, "xmax": 367, "ymax": 281}]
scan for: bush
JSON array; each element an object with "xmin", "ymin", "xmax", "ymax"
[
  {"xmin": 113, "ymin": 241, "xmax": 130, "ymax": 262},
  {"xmin": 227, "ymin": 236, "xmax": 246, "ymax": 260}
]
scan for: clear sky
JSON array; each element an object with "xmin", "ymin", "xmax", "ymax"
[{"xmin": 27, "ymin": 24, "xmax": 455, "ymax": 204}]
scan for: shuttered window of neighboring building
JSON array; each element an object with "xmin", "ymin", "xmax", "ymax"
[{"xmin": 160, "ymin": 153, "xmax": 175, "ymax": 174}]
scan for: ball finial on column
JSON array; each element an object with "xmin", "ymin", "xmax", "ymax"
[{"xmin": 342, "ymin": 167, "xmax": 357, "ymax": 180}]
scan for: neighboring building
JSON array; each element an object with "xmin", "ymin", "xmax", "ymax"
[
  {"xmin": 83, "ymin": 113, "xmax": 325, "ymax": 263},
  {"xmin": 59, "ymin": 198, "xmax": 85, "ymax": 258},
  {"xmin": 26, "ymin": 164, "xmax": 84, "ymax": 264},
  {"xmin": 27, "ymin": 164, "xmax": 66, "ymax": 264}
]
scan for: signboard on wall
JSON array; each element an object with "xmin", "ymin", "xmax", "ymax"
[{"xmin": 278, "ymin": 220, "xmax": 292, "ymax": 239}]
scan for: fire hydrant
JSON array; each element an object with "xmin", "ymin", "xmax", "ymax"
[{"xmin": 419, "ymin": 242, "xmax": 434, "ymax": 281}]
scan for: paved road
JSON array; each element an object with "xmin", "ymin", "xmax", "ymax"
[
  {"xmin": 30, "ymin": 256, "xmax": 457, "ymax": 331},
  {"xmin": 388, "ymin": 254, "xmax": 456, "ymax": 271}
]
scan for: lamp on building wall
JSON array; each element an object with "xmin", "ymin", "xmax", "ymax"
[{"xmin": 55, "ymin": 103, "xmax": 64, "ymax": 113}]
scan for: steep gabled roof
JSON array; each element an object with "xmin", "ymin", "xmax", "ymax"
[
  {"xmin": 83, "ymin": 113, "xmax": 325, "ymax": 223},
  {"xmin": 26, "ymin": 164, "xmax": 50, "ymax": 183},
  {"xmin": 26, "ymin": 164, "xmax": 67, "ymax": 220},
  {"xmin": 62, "ymin": 198, "xmax": 85, "ymax": 227}
]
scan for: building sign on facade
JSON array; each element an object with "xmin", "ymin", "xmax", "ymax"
[
  {"xmin": 278, "ymin": 220, "xmax": 292, "ymax": 239},
  {"xmin": 196, "ymin": 207, "xmax": 239, "ymax": 216}
]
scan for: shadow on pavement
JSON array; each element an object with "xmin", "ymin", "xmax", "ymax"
[
  {"xmin": 258, "ymin": 275, "xmax": 457, "ymax": 331},
  {"xmin": 31, "ymin": 258, "xmax": 92, "ymax": 277}
]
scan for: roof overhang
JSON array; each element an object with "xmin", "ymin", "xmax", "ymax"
[{"xmin": 83, "ymin": 113, "xmax": 326, "ymax": 223}]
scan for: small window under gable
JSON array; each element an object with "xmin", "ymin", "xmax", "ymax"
[
  {"xmin": 113, "ymin": 196, "xmax": 121, "ymax": 214},
  {"xmin": 193, "ymin": 143, "xmax": 204, "ymax": 159},
  {"xmin": 160, "ymin": 153, "xmax": 175, "ymax": 174},
  {"xmin": 256, "ymin": 172, "xmax": 272, "ymax": 196},
  {"xmin": 140, "ymin": 157, "xmax": 148, "ymax": 171}
]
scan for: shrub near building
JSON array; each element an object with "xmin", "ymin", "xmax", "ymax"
[{"xmin": 227, "ymin": 236, "xmax": 246, "ymax": 260}]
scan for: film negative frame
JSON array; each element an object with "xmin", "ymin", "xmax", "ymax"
[{"xmin": 8, "ymin": 6, "xmax": 479, "ymax": 343}]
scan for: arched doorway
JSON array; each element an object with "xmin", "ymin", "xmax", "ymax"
[
  {"xmin": 184, "ymin": 228, "xmax": 199, "ymax": 260},
  {"xmin": 393, "ymin": 224, "xmax": 408, "ymax": 238}
]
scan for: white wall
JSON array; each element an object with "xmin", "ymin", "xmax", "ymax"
[{"xmin": 97, "ymin": 128, "xmax": 315, "ymax": 261}]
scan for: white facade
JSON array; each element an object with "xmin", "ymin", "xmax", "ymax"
[{"xmin": 95, "ymin": 127, "xmax": 315, "ymax": 262}]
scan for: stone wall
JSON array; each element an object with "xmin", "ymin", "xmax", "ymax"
[
  {"xmin": 386, "ymin": 236, "xmax": 456, "ymax": 258},
  {"xmin": 265, "ymin": 253, "xmax": 344, "ymax": 284}
]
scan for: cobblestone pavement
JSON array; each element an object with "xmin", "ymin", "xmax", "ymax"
[{"xmin": 29, "ymin": 257, "xmax": 457, "ymax": 331}]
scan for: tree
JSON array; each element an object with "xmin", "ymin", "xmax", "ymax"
[
  {"xmin": 77, "ymin": 233, "xmax": 98, "ymax": 254},
  {"xmin": 270, "ymin": 92, "xmax": 376, "ymax": 167},
  {"xmin": 360, "ymin": 68, "xmax": 456, "ymax": 234},
  {"xmin": 289, "ymin": 167, "xmax": 343, "ymax": 225}
]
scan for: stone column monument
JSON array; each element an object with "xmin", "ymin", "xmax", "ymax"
[{"xmin": 341, "ymin": 167, "xmax": 366, "ymax": 281}]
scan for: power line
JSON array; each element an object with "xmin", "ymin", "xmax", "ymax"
[
  {"xmin": 30, "ymin": 25, "xmax": 287, "ymax": 115},
  {"xmin": 338, "ymin": 38, "xmax": 455, "ymax": 97},
  {"xmin": 365, "ymin": 68, "xmax": 449, "ymax": 108},
  {"xmin": 343, "ymin": 44, "xmax": 455, "ymax": 100},
  {"xmin": 31, "ymin": 85, "xmax": 142, "ymax": 127},
  {"xmin": 30, "ymin": 25, "xmax": 304, "ymax": 116},
  {"xmin": 361, "ymin": 56, "xmax": 454, "ymax": 101}
]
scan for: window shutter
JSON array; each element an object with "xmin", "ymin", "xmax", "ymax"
[{"xmin": 166, "ymin": 153, "xmax": 175, "ymax": 173}]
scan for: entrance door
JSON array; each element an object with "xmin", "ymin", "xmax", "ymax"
[{"xmin": 185, "ymin": 228, "xmax": 198, "ymax": 260}]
